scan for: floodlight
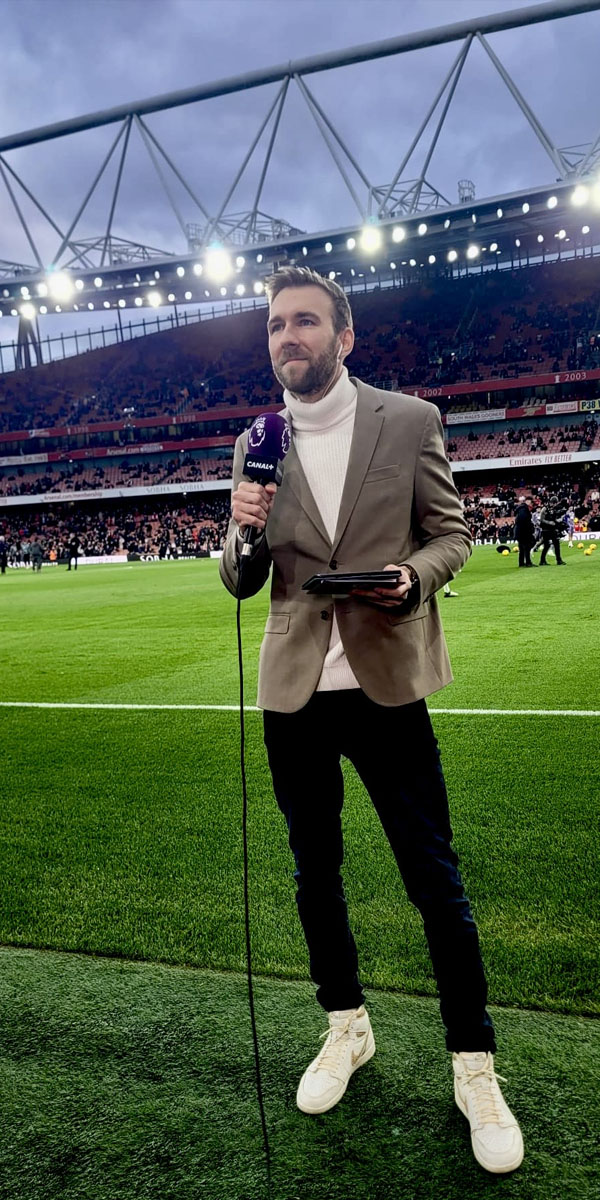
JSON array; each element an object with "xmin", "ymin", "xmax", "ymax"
[
  {"xmin": 54, "ymin": 305, "xmax": 61, "ymax": 313},
  {"xmin": 94, "ymin": 276, "xmax": 103, "ymax": 288},
  {"xmin": 19, "ymin": 302, "xmax": 36, "ymax": 320},
  {"xmin": 10, "ymin": 308, "xmax": 18, "ymax": 316},
  {"xmin": 168, "ymin": 293, "xmax": 175, "ymax": 302},
  {"xmin": 409, "ymin": 258, "xmax": 416, "ymax": 266},
  {"xmin": 325, "ymin": 242, "xmax": 333, "ymax": 253},
  {"xmin": 204, "ymin": 289, "xmax": 210, "ymax": 297},
  {"xmin": 37, "ymin": 282, "xmax": 48, "ymax": 297},
  {"xmin": 522, "ymin": 202, "xmax": 530, "ymax": 213},
  {"xmin": 490, "ymin": 242, "xmax": 498, "ymax": 252},
  {"xmin": 302, "ymin": 246, "xmax": 308, "ymax": 256},
  {"xmin": 392, "ymin": 226, "xmax": 405, "ymax": 243},
  {"xmin": 547, "ymin": 196, "xmax": 557, "ymax": 209},
  {"xmin": 466, "ymin": 245, "xmax": 479, "ymax": 259},
  {"xmin": 557, "ymin": 229, "xmax": 566, "ymax": 239},
  {"xmin": 496, "ymin": 208, "xmax": 503, "ymax": 218},
  {"xmin": 236, "ymin": 256, "xmax": 245, "ymax": 268},
  {"xmin": 40, "ymin": 306, "xmax": 47, "ymax": 314},
  {"xmin": 176, "ymin": 266, "xmax": 185, "ymax": 277},
  {"xmin": 154, "ymin": 270, "xmax": 160, "ymax": 279},
  {"xmin": 118, "ymin": 299, "xmax": 126, "ymax": 307},
  {"xmin": 447, "ymin": 249, "xmax": 458, "ymax": 263},
  {"xmin": 253, "ymin": 281, "xmax": 264, "ymax": 294},
  {"xmin": 428, "ymin": 255, "xmax": 436, "ymax": 264},
  {"xmin": 444, "ymin": 219, "xmax": 450, "ymax": 229},
  {"xmin": 582, "ymin": 225, "xmax": 590, "ymax": 234},
  {"xmin": 572, "ymin": 185, "xmax": 589, "ymax": 206},
  {"xmin": 103, "ymin": 301, "xmax": 110, "ymax": 308},
  {"xmin": 184, "ymin": 290, "xmax": 192, "ymax": 300},
  {"xmin": 515, "ymin": 239, "xmax": 521, "ymax": 247},
  {"xmin": 350, "ymin": 268, "xmax": 355, "ymax": 276},
  {"xmin": 346, "ymin": 237, "xmax": 356, "ymax": 250},
  {"xmin": 256, "ymin": 254, "xmax": 263, "ymax": 263},
  {"xmin": 370, "ymin": 265, "xmax": 376, "ymax": 273},
  {"xmin": 472, "ymin": 214, "xmax": 477, "ymax": 223},
  {"xmin": 87, "ymin": 302, "xmax": 94, "ymax": 310},
  {"xmin": 134, "ymin": 297, "xmax": 143, "ymax": 307},
  {"xmin": 328, "ymin": 271, "xmax": 336, "ymax": 280},
  {"xmin": 537, "ymin": 234, "xmax": 544, "ymax": 243},
  {"xmin": 389, "ymin": 262, "xmax": 396, "ymax": 270},
  {"xmin": 417, "ymin": 223, "xmax": 427, "ymax": 236},
  {"xmin": 75, "ymin": 279, "xmax": 84, "ymax": 291},
  {"xmin": 360, "ymin": 227, "xmax": 382, "ymax": 252},
  {"xmin": 193, "ymin": 263, "xmax": 203, "ymax": 276},
  {"xmin": 47, "ymin": 272, "xmax": 74, "ymax": 302},
  {"xmin": 220, "ymin": 287, "xmax": 227, "ymax": 296},
  {"xmin": 20, "ymin": 286, "xmax": 30, "ymax": 298},
  {"xmin": 205, "ymin": 247, "xmax": 233, "ymax": 283},
  {"xmin": 147, "ymin": 291, "xmax": 162, "ymax": 307},
  {"xmin": 235, "ymin": 284, "xmax": 245, "ymax": 296}
]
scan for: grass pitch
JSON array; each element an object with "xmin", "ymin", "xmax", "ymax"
[{"xmin": 0, "ymin": 545, "xmax": 599, "ymax": 1199}]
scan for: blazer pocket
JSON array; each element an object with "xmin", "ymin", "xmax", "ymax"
[
  {"xmin": 364, "ymin": 464, "xmax": 401, "ymax": 482},
  {"xmin": 264, "ymin": 613, "xmax": 290, "ymax": 634},
  {"xmin": 386, "ymin": 610, "xmax": 426, "ymax": 627}
]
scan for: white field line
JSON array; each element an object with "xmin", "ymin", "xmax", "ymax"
[{"xmin": 0, "ymin": 702, "xmax": 599, "ymax": 717}]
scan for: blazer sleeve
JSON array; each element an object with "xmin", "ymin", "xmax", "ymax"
[
  {"xmin": 402, "ymin": 403, "xmax": 472, "ymax": 601},
  {"xmin": 218, "ymin": 431, "xmax": 272, "ymax": 600}
]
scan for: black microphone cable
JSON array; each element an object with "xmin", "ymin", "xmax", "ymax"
[{"xmin": 236, "ymin": 547, "xmax": 273, "ymax": 1199}]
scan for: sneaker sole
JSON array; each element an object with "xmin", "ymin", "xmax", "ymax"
[
  {"xmin": 454, "ymin": 1082, "xmax": 524, "ymax": 1174},
  {"xmin": 296, "ymin": 1035, "xmax": 376, "ymax": 1115}
]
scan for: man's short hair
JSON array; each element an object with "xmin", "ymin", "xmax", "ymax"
[{"xmin": 264, "ymin": 266, "xmax": 353, "ymax": 334}]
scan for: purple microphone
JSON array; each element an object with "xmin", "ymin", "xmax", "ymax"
[{"xmin": 241, "ymin": 412, "xmax": 291, "ymax": 552}]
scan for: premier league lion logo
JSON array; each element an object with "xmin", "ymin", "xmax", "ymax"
[
  {"xmin": 249, "ymin": 416, "xmax": 266, "ymax": 449},
  {"xmin": 281, "ymin": 422, "xmax": 291, "ymax": 456}
]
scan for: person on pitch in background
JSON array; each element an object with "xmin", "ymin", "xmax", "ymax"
[
  {"xmin": 219, "ymin": 267, "xmax": 524, "ymax": 1175},
  {"xmin": 513, "ymin": 497, "xmax": 536, "ymax": 568}
]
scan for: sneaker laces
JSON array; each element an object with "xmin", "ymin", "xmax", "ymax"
[
  {"xmin": 461, "ymin": 1056, "xmax": 508, "ymax": 1125},
  {"xmin": 313, "ymin": 1013, "xmax": 361, "ymax": 1075}
]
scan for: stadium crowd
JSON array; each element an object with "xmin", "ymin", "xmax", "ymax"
[
  {"xmin": 2, "ymin": 466, "xmax": 599, "ymax": 565},
  {"xmin": 0, "ymin": 497, "xmax": 230, "ymax": 563},
  {"xmin": 1, "ymin": 257, "xmax": 600, "ymax": 435}
]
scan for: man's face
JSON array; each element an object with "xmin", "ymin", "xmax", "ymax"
[{"xmin": 267, "ymin": 285, "xmax": 346, "ymax": 398}]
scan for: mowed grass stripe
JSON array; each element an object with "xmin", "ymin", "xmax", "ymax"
[
  {"xmin": 0, "ymin": 946, "xmax": 598, "ymax": 1200},
  {"xmin": 1, "ymin": 548, "xmax": 600, "ymax": 711},
  {"xmin": 2, "ymin": 700, "xmax": 600, "ymax": 716},
  {"xmin": 0, "ymin": 707, "xmax": 597, "ymax": 1017}
]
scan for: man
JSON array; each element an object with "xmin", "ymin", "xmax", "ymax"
[
  {"xmin": 539, "ymin": 495, "xmax": 567, "ymax": 565},
  {"xmin": 219, "ymin": 267, "xmax": 523, "ymax": 1175},
  {"xmin": 513, "ymin": 496, "xmax": 536, "ymax": 567},
  {"xmin": 29, "ymin": 538, "xmax": 44, "ymax": 572}
]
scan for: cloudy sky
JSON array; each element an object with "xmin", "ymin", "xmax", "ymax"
[
  {"xmin": 0, "ymin": 0, "xmax": 598, "ymax": 354},
  {"xmin": 2, "ymin": 0, "xmax": 600, "ymax": 268}
]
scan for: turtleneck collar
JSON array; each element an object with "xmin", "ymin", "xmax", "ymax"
[{"xmin": 283, "ymin": 367, "xmax": 357, "ymax": 432}]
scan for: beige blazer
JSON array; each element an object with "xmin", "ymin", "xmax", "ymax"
[{"xmin": 220, "ymin": 379, "xmax": 472, "ymax": 712}]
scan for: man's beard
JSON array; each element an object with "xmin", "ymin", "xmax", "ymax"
[{"xmin": 272, "ymin": 337, "xmax": 339, "ymax": 398}]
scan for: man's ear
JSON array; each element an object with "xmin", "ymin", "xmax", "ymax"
[{"xmin": 340, "ymin": 327, "xmax": 355, "ymax": 360}]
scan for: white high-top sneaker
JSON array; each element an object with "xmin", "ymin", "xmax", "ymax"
[
  {"xmin": 296, "ymin": 1006, "xmax": 375, "ymax": 1115},
  {"xmin": 453, "ymin": 1051, "xmax": 524, "ymax": 1173}
]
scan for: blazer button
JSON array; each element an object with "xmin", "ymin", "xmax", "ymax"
[
  {"xmin": 320, "ymin": 610, "xmax": 330, "ymax": 621},
  {"xmin": 329, "ymin": 559, "xmax": 338, "ymax": 570}
]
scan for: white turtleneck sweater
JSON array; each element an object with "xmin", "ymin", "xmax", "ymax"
[{"xmin": 283, "ymin": 367, "xmax": 361, "ymax": 692}]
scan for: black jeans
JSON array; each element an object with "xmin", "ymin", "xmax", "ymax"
[
  {"xmin": 263, "ymin": 691, "xmax": 496, "ymax": 1053},
  {"xmin": 540, "ymin": 533, "xmax": 564, "ymax": 564}
]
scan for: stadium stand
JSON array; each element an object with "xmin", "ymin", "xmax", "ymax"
[{"xmin": 2, "ymin": 255, "xmax": 600, "ymax": 561}]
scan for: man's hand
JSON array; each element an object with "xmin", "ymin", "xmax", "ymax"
[
  {"xmin": 353, "ymin": 563, "xmax": 414, "ymax": 607},
  {"xmin": 232, "ymin": 480, "xmax": 277, "ymax": 533}
]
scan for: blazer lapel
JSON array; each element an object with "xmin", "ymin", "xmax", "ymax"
[{"xmin": 332, "ymin": 381, "xmax": 384, "ymax": 554}]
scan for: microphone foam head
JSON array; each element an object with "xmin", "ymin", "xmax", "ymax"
[{"xmin": 248, "ymin": 412, "xmax": 291, "ymax": 461}]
